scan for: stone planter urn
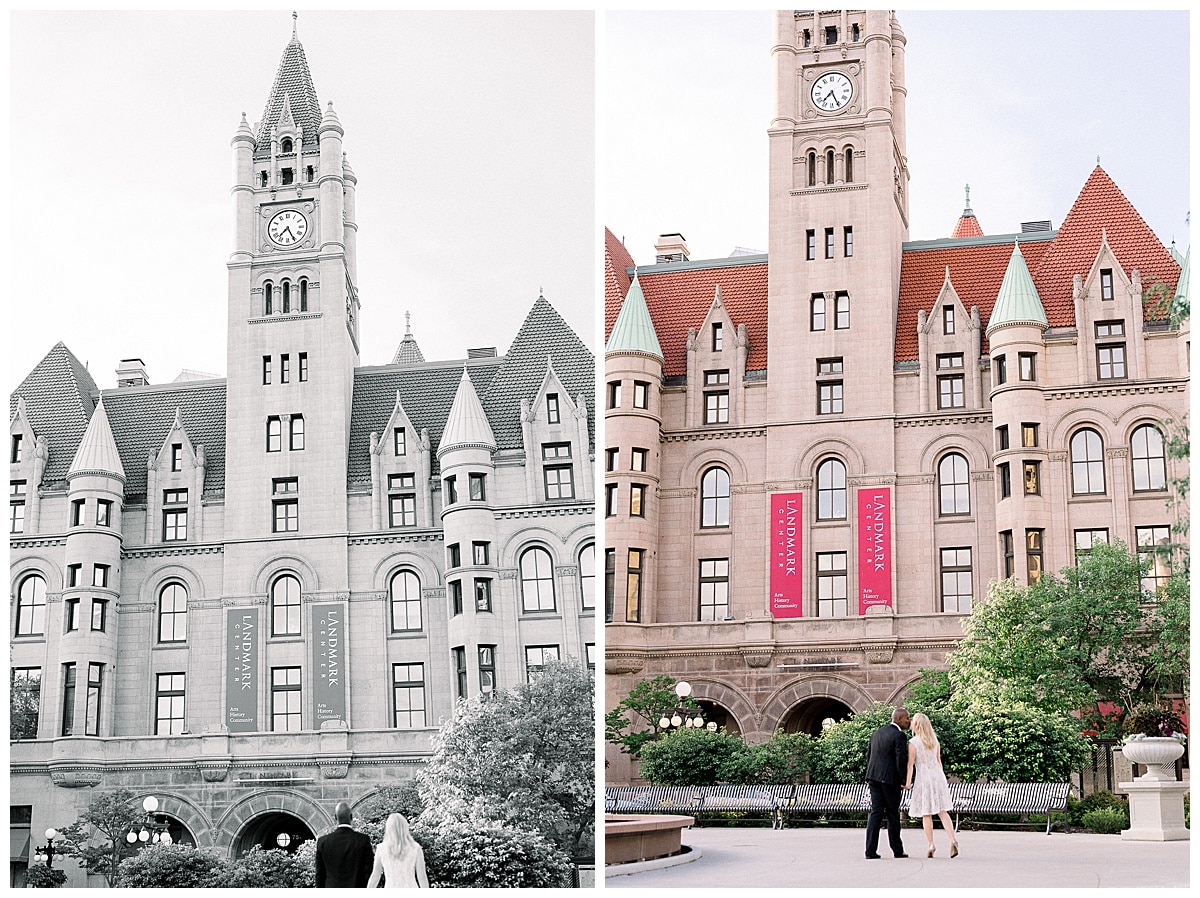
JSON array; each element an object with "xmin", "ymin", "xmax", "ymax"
[{"xmin": 1121, "ymin": 736, "xmax": 1186, "ymax": 781}]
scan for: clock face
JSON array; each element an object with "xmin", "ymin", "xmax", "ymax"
[
  {"xmin": 811, "ymin": 71, "xmax": 853, "ymax": 112},
  {"xmin": 267, "ymin": 209, "xmax": 308, "ymax": 247}
]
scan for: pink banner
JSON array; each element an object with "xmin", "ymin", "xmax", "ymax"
[
  {"xmin": 770, "ymin": 492, "xmax": 803, "ymax": 618},
  {"xmin": 858, "ymin": 488, "xmax": 892, "ymax": 614}
]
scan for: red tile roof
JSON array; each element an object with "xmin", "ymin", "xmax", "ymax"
[
  {"xmin": 950, "ymin": 211, "xmax": 984, "ymax": 239},
  {"xmin": 606, "ymin": 167, "xmax": 1179, "ymax": 371}
]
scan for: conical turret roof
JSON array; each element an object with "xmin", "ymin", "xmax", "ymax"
[
  {"xmin": 606, "ymin": 274, "xmax": 663, "ymax": 359},
  {"xmin": 254, "ymin": 14, "xmax": 322, "ymax": 160},
  {"xmin": 950, "ymin": 184, "xmax": 984, "ymax": 239},
  {"xmin": 986, "ymin": 243, "xmax": 1048, "ymax": 335},
  {"xmin": 68, "ymin": 397, "xmax": 126, "ymax": 482},
  {"xmin": 439, "ymin": 368, "xmax": 496, "ymax": 454},
  {"xmin": 392, "ymin": 313, "xmax": 426, "ymax": 366}
]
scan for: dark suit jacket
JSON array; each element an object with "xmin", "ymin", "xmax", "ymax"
[
  {"xmin": 865, "ymin": 723, "xmax": 908, "ymax": 785},
  {"xmin": 315, "ymin": 825, "xmax": 374, "ymax": 888}
]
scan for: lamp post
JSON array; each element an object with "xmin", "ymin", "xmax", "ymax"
[
  {"xmin": 656, "ymin": 681, "xmax": 718, "ymax": 733},
  {"xmin": 32, "ymin": 828, "xmax": 58, "ymax": 867},
  {"xmin": 125, "ymin": 796, "xmax": 173, "ymax": 846}
]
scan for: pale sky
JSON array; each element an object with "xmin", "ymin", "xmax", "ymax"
[
  {"xmin": 8, "ymin": 10, "xmax": 596, "ymax": 391},
  {"xmin": 604, "ymin": 9, "xmax": 1190, "ymax": 266}
]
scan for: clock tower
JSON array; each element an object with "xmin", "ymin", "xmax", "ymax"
[
  {"xmin": 224, "ymin": 16, "xmax": 360, "ymax": 555},
  {"xmin": 765, "ymin": 9, "xmax": 908, "ymax": 425}
]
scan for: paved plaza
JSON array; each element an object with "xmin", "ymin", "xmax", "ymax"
[{"xmin": 606, "ymin": 825, "xmax": 1190, "ymax": 889}]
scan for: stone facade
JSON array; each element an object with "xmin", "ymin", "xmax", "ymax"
[{"xmin": 603, "ymin": 10, "xmax": 1187, "ymax": 784}]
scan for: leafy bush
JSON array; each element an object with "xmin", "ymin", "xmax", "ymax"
[
  {"xmin": 417, "ymin": 821, "xmax": 571, "ymax": 888},
  {"xmin": 215, "ymin": 844, "xmax": 315, "ymax": 888},
  {"xmin": 1122, "ymin": 704, "xmax": 1186, "ymax": 739},
  {"xmin": 637, "ymin": 727, "xmax": 748, "ymax": 785},
  {"xmin": 24, "ymin": 865, "xmax": 67, "ymax": 888},
  {"xmin": 906, "ymin": 668, "xmax": 954, "ymax": 712},
  {"xmin": 939, "ymin": 703, "xmax": 1090, "ymax": 782},
  {"xmin": 1067, "ymin": 791, "xmax": 1128, "ymax": 828},
  {"xmin": 737, "ymin": 730, "xmax": 816, "ymax": 785},
  {"xmin": 115, "ymin": 843, "xmax": 229, "ymax": 888},
  {"xmin": 1082, "ymin": 806, "xmax": 1127, "ymax": 834},
  {"xmin": 810, "ymin": 704, "xmax": 895, "ymax": 783},
  {"xmin": 356, "ymin": 784, "xmax": 425, "ymax": 845}
]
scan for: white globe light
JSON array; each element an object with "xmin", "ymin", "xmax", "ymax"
[
  {"xmin": 139, "ymin": 829, "xmax": 150, "ymax": 842},
  {"xmin": 160, "ymin": 832, "xmax": 173, "ymax": 846},
  {"xmin": 693, "ymin": 716, "xmax": 704, "ymax": 728},
  {"xmin": 671, "ymin": 714, "xmax": 682, "ymax": 727},
  {"xmin": 126, "ymin": 831, "xmax": 138, "ymax": 844},
  {"xmin": 675, "ymin": 681, "xmax": 692, "ymax": 698},
  {"xmin": 45, "ymin": 828, "xmax": 57, "ymax": 840},
  {"xmin": 143, "ymin": 796, "xmax": 159, "ymax": 814},
  {"xmin": 659, "ymin": 717, "xmax": 670, "ymax": 729},
  {"xmin": 276, "ymin": 833, "xmax": 291, "ymax": 848},
  {"xmin": 707, "ymin": 721, "xmax": 718, "ymax": 732}
]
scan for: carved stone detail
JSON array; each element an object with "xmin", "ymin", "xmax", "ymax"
[
  {"xmin": 51, "ymin": 768, "xmax": 103, "ymax": 788},
  {"xmin": 605, "ymin": 657, "xmax": 645, "ymax": 676},
  {"xmin": 321, "ymin": 758, "xmax": 351, "ymax": 779},
  {"xmin": 743, "ymin": 652, "xmax": 773, "ymax": 669}
]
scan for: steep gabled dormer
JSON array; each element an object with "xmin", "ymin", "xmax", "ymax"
[
  {"xmin": 521, "ymin": 361, "xmax": 591, "ymax": 505},
  {"xmin": 917, "ymin": 268, "xmax": 982, "ymax": 413},
  {"xmin": 370, "ymin": 391, "xmax": 432, "ymax": 530},
  {"xmin": 145, "ymin": 409, "xmax": 206, "ymax": 544},
  {"xmin": 9, "ymin": 397, "xmax": 47, "ymax": 536},
  {"xmin": 1073, "ymin": 230, "xmax": 1145, "ymax": 383},
  {"xmin": 686, "ymin": 285, "xmax": 748, "ymax": 428}
]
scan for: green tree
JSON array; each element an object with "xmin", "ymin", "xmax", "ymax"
[
  {"xmin": 810, "ymin": 704, "xmax": 895, "ymax": 784},
  {"xmin": 604, "ymin": 675, "xmax": 697, "ymax": 758},
  {"xmin": 114, "ymin": 843, "xmax": 228, "ymax": 888},
  {"xmin": 940, "ymin": 703, "xmax": 1090, "ymax": 783},
  {"xmin": 905, "ymin": 668, "xmax": 953, "ymax": 713},
  {"xmin": 52, "ymin": 789, "xmax": 144, "ymax": 887},
  {"xmin": 417, "ymin": 659, "xmax": 593, "ymax": 864},
  {"xmin": 737, "ymin": 730, "xmax": 817, "ymax": 785},
  {"xmin": 635, "ymin": 726, "xmax": 747, "ymax": 786}
]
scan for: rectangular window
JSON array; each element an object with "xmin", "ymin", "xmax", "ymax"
[
  {"xmin": 631, "ymin": 447, "xmax": 648, "ymax": 472},
  {"xmin": 1023, "ymin": 461, "xmax": 1040, "ymax": 495},
  {"xmin": 824, "ymin": 227, "xmax": 835, "ymax": 259},
  {"xmin": 171, "ymin": 443, "xmax": 183, "ymax": 472},
  {"xmin": 11, "ymin": 433, "xmax": 23, "ymax": 463},
  {"xmin": 270, "ymin": 667, "xmax": 302, "ymax": 732},
  {"xmin": 448, "ymin": 543, "xmax": 461, "ymax": 568},
  {"xmin": 816, "ymin": 551, "xmax": 848, "ymax": 617},
  {"xmin": 629, "ymin": 484, "xmax": 646, "ymax": 517},
  {"xmin": 67, "ymin": 564, "xmax": 82, "ymax": 587},
  {"xmin": 626, "ymin": 549, "xmax": 644, "ymax": 623},
  {"xmin": 605, "ymin": 484, "xmax": 617, "ymax": 517},
  {"xmin": 1074, "ymin": 528, "xmax": 1109, "ymax": 556},
  {"xmin": 633, "ymin": 380, "xmax": 649, "ymax": 409},
  {"xmin": 273, "ymin": 477, "xmax": 298, "ymax": 494},
  {"xmin": 10, "ymin": 667, "xmax": 41, "ymax": 739},
  {"xmin": 1022, "ymin": 423, "xmax": 1039, "ymax": 447},
  {"xmin": 394, "ymin": 427, "xmax": 406, "ymax": 456},
  {"xmin": 96, "ymin": 499, "xmax": 112, "ymax": 527},
  {"xmin": 1100, "ymin": 268, "xmax": 1114, "ymax": 301},
  {"xmin": 64, "ymin": 597, "xmax": 80, "ymax": 632},
  {"xmin": 936, "ymin": 353, "xmax": 964, "ymax": 369},
  {"xmin": 280, "ymin": 353, "xmax": 290, "ymax": 383},
  {"xmin": 705, "ymin": 391, "xmax": 729, "ymax": 424},
  {"xmin": 605, "ymin": 448, "xmax": 619, "ymax": 472},
  {"xmin": 389, "ymin": 493, "xmax": 416, "ymax": 528},
  {"xmin": 84, "ymin": 662, "xmax": 103, "ymax": 737},
  {"xmin": 449, "ymin": 580, "xmax": 463, "ymax": 616},
  {"xmin": 940, "ymin": 547, "xmax": 973, "ymax": 613},
  {"xmin": 825, "ymin": 24, "xmax": 837, "ymax": 44},
  {"xmin": 71, "ymin": 498, "xmax": 85, "ymax": 527},
  {"xmin": 806, "ymin": 229, "xmax": 816, "ymax": 261},
  {"xmin": 607, "ymin": 381, "xmax": 621, "ymax": 409},
  {"xmin": 10, "ymin": 480, "xmax": 26, "ymax": 534},
  {"xmin": 444, "ymin": 475, "xmax": 457, "ymax": 505},
  {"xmin": 996, "ymin": 425, "xmax": 1009, "ymax": 451},
  {"xmin": 712, "ymin": 322, "xmax": 723, "ymax": 351},
  {"xmin": 298, "ymin": 352, "xmax": 308, "ymax": 382},
  {"xmin": 993, "ymin": 354, "xmax": 1007, "ymax": 385},
  {"xmin": 1018, "ymin": 352, "xmax": 1036, "ymax": 382},
  {"xmin": 834, "ymin": 292, "xmax": 850, "ymax": 329},
  {"xmin": 818, "ymin": 358, "xmax": 843, "ymax": 376},
  {"xmin": 474, "ymin": 578, "xmax": 492, "ymax": 612},
  {"xmin": 61, "ymin": 663, "xmax": 76, "ymax": 737},
  {"xmin": 452, "ymin": 648, "xmax": 468, "ymax": 700},
  {"xmin": 543, "ymin": 464, "xmax": 574, "ymax": 500},
  {"xmin": 542, "ymin": 441, "xmax": 571, "ymax": 459},
  {"xmin": 479, "ymin": 647, "xmax": 496, "ymax": 699},
  {"xmin": 266, "ymin": 416, "xmax": 281, "ymax": 452},
  {"xmin": 1136, "ymin": 525, "xmax": 1173, "ymax": 596},
  {"xmin": 1001, "ymin": 530, "xmax": 1014, "ymax": 579},
  {"xmin": 472, "ymin": 541, "xmax": 490, "ymax": 566},
  {"xmin": 163, "ymin": 489, "xmax": 188, "ymax": 541},
  {"xmin": 604, "ymin": 548, "xmax": 616, "ymax": 623},
  {"xmin": 524, "ymin": 645, "xmax": 560, "ymax": 682},
  {"xmin": 811, "ymin": 293, "xmax": 826, "ymax": 331},
  {"xmin": 1097, "ymin": 343, "xmax": 1127, "ymax": 379},
  {"xmin": 155, "ymin": 672, "xmax": 186, "ymax": 735},
  {"xmin": 92, "ymin": 564, "xmax": 109, "ymax": 588},
  {"xmin": 547, "ymin": 393, "xmax": 560, "ymax": 424},
  {"xmin": 818, "ymin": 380, "xmax": 843, "ymax": 414},
  {"xmin": 937, "ymin": 375, "xmax": 965, "ymax": 409},
  {"xmin": 468, "ymin": 473, "xmax": 486, "ymax": 501},
  {"xmin": 272, "ymin": 498, "xmax": 299, "ymax": 532},
  {"xmin": 942, "ymin": 306, "xmax": 955, "ymax": 335},
  {"xmin": 1026, "ymin": 529, "xmax": 1044, "ymax": 584},
  {"xmin": 90, "ymin": 597, "xmax": 108, "ymax": 632},
  {"xmin": 698, "ymin": 558, "xmax": 730, "ymax": 621},
  {"xmin": 393, "ymin": 663, "xmax": 426, "ymax": 727},
  {"xmin": 289, "ymin": 415, "xmax": 304, "ymax": 451},
  {"xmin": 844, "ymin": 226, "xmax": 854, "ymax": 257},
  {"xmin": 998, "ymin": 462, "xmax": 1011, "ymax": 499}
]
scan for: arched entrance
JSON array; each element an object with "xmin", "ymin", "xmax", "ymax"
[
  {"xmin": 697, "ymin": 700, "xmax": 740, "ymax": 736},
  {"xmin": 782, "ymin": 696, "xmax": 854, "ymax": 737},
  {"xmin": 233, "ymin": 812, "xmax": 316, "ymax": 857}
]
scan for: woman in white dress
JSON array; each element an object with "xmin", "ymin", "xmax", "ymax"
[
  {"xmin": 903, "ymin": 712, "xmax": 960, "ymax": 858},
  {"xmin": 366, "ymin": 813, "xmax": 429, "ymax": 888}
]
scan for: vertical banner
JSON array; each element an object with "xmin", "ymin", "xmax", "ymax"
[
  {"xmin": 770, "ymin": 492, "xmax": 803, "ymax": 618},
  {"xmin": 858, "ymin": 487, "xmax": 892, "ymax": 614},
  {"xmin": 226, "ymin": 608, "xmax": 259, "ymax": 732},
  {"xmin": 313, "ymin": 603, "xmax": 348, "ymax": 727}
]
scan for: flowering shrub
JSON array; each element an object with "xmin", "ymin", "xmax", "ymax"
[
  {"xmin": 417, "ymin": 821, "xmax": 571, "ymax": 888},
  {"xmin": 1122, "ymin": 705, "xmax": 1187, "ymax": 741}
]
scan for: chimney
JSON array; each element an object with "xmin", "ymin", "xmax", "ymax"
[
  {"xmin": 655, "ymin": 232, "xmax": 690, "ymax": 264},
  {"xmin": 116, "ymin": 358, "xmax": 149, "ymax": 388},
  {"xmin": 467, "ymin": 347, "xmax": 497, "ymax": 359}
]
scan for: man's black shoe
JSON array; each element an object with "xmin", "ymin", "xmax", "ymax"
[
  {"xmin": 865, "ymin": 854, "xmax": 881, "ymax": 859},
  {"xmin": 894, "ymin": 853, "xmax": 909, "ymax": 858}
]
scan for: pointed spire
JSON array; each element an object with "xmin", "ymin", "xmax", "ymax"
[
  {"xmin": 986, "ymin": 243, "xmax": 1048, "ymax": 335},
  {"xmin": 255, "ymin": 16, "xmax": 322, "ymax": 159},
  {"xmin": 68, "ymin": 397, "xmax": 126, "ymax": 482},
  {"xmin": 291, "ymin": 10, "xmax": 299, "ymax": 43},
  {"xmin": 1173, "ymin": 247, "xmax": 1189, "ymax": 312},
  {"xmin": 606, "ymin": 273, "xmax": 664, "ymax": 360},
  {"xmin": 439, "ymin": 369, "xmax": 496, "ymax": 454},
  {"xmin": 951, "ymin": 183, "xmax": 984, "ymax": 239},
  {"xmin": 391, "ymin": 311, "xmax": 426, "ymax": 366}
]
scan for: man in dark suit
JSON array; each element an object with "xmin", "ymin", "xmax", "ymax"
[
  {"xmin": 315, "ymin": 801, "xmax": 374, "ymax": 888},
  {"xmin": 864, "ymin": 707, "xmax": 911, "ymax": 859}
]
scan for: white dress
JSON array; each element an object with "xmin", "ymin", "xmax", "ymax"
[
  {"xmin": 908, "ymin": 738, "xmax": 953, "ymax": 817},
  {"xmin": 366, "ymin": 846, "xmax": 424, "ymax": 889}
]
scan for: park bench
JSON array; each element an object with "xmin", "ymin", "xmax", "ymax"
[
  {"xmin": 946, "ymin": 782, "xmax": 1071, "ymax": 835},
  {"xmin": 691, "ymin": 784, "xmax": 787, "ymax": 825},
  {"xmin": 606, "ymin": 785, "xmax": 703, "ymax": 814},
  {"xmin": 775, "ymin": 783, "xmax": 871, "ymax": 828}
]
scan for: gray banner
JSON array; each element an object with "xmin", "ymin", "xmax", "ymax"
[
  {"xmin": 226, "ymin": 608, "xmax": 259, "ymax": 732},
  {"xmin": 312, "ymin": 603, "xmax": 347, "ymax": 726}
]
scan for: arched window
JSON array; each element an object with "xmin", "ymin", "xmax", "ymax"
[
  {"xmin": 826, "ymin": 149, "xmax": 836, "ymax": 183},
  {"xmin": 817, "ymin": 458, "xmax": 847, "ymax": 520},
  {"xmin": 15, "ymin": 574, "xmax": 46, "ymax": 636},
  {"xmin": 807, "ymin": 151, "xmax": 816, "ymax": 187},
  {"xmin": 264, "ymin": 282, "xmax": 274, "ymax": 315},
  {"xmin": 844, "ymin": 148, "xmax": 853, "ymax": 183},
  {"xmin": 578, "ymin": 544, "xmax": 595, "ymax": 611},
  {"xmin": 299, "ymin": 278, "xmax": 308, "ymax": 312},
  {"xmin": 700, "ymin": 467, "xmax": 731, "ymax": 528},
  {"xmin": 158, "ymin": 582, "xmax": 187, "ymax": 643},
  {"xmin": 1070, "ymin": 428, "xmax": 1105, "ymax": 495},
  {"xmin": 271, "ymin": 573, "xmax": 301, "ymax": 636},
  {"xmin": 938, "ymin": 452, "xmax": 970, "ymax": 515},
  {"xmin": 1131, "ymin": 424, "xmax": 1167, "ymax": 492},
  {"xmin": 389, "ymin": 570, "xmax": 422, "ymax": 632},
  {"xmin": 519, "ymin": 547, "xmax": 555, "ymax": 613},
  {"xmin": 280, "ymin": 137, "xmax": 293, "ymax": 154},
  {"xmin": 282, "ymin": 281, "xmax": 291, "ymax": 314}
]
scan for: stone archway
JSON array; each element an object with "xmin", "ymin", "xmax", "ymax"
[
  {"xmin": 232, "ymin": 811, "xmax": 316, "ymax": 857},
  {"xmin": 760, "ymin": 675, "xmax": 875, "ymax": 737},
  {"xmin": 696, "ymin": 699, "xmax": 740, "ymax": 736},
  {"xmin": 135, "ymin": 793, "xmax": 213, "ymax": 849},
  {"xmin": 685, "ymin": 679, "xmax": 756, "ymax": 738},
  {"xmin": 780, "ymin": 695, "xmax": 855, "ymax": 737},
  {"xmin": 215, "ymin": 790, "xmax": 331, "ymax": 859}
]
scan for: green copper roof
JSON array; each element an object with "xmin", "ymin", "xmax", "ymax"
[
  {"xmin": 606, "ymin": 275, "xmax": 663, "ymax": 359},
  {"xmin": 1174, "ymin": 247, "xmax": 1189, "ymax": 311},
  {"xmin": 1168, "ymin": 240, "xmax": 1185, "ymax": 267},
  {"xmin": 986, "ymin": 243, "xmax": 1048, "ymax": 335}
]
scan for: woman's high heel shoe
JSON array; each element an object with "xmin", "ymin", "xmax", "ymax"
[
  {"xmin": 927, "ymin": 845, "xmax": 935, "ymax": 858},
  {"xmin": 950, "ymin": 842, "xmax": 959, "ymax": 858}
]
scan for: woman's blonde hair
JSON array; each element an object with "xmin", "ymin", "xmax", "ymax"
[
  {"xmin": 380, "ymin": 812, "xmax": 418, "ymax": 860},
  {"xmin": 910, "ymin": 712, "xmax": 938, "ymax": 751}
]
